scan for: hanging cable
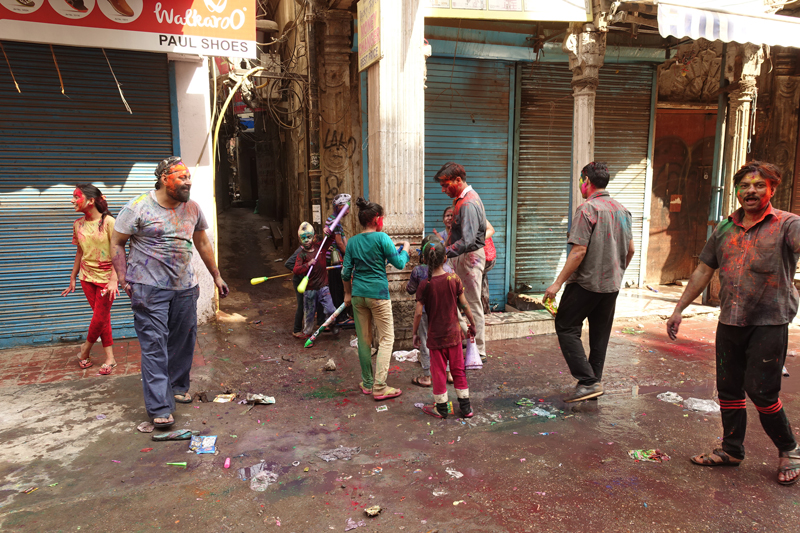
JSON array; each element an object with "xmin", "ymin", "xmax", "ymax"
[
  {"xmin": 50, "ymin": 45, "xmax": 68, "ymax": 98},
  {"xmin": 0, "ymin": 42, "xmax": 21, "ymax": 93},
  {"xmin": 102, "ymin": 49, "xmax": 132, "ymax": 114}
]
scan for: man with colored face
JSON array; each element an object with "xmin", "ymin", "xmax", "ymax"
[
  {"xmin": 111, "ymin": 156, "xmax": 229, "ymax": 429},
  {"xmin": 434, "ymin": 162, "xmax": 487, "ymax": 359},
  {"xmin": 544, "ymin": 162, "xmax": 634, "ymax": 403},
  {"xmin": 667, "ymin": 161, "xmax": 800, "ymax": 484}
]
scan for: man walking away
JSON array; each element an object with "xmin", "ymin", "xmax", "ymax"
[
  {"xmin": 667, "ymin": 161, "xmax": 800, "ymax": 485},
  {"xmin": 544, "ymin": 162, "xmax": 634, "ymax": 403}
]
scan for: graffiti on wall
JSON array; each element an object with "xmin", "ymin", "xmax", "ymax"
[{"xmin": 323, "ymin": 129, "xmax": 356, "ymax": 173}]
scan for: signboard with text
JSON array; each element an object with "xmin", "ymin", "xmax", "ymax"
[
  {"xmin": 357, "ymin": 0, "xmax": 380, "ymax": 72},
  {"xmin": 0, "ymin": 1, "xmax": 256, "ymax": 58},
  {"xmin": 424, "ymin": 0, "xmax": 591, "ymax": 22}
]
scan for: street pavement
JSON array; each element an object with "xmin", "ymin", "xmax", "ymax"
[{"xmin": 2, "ymin": 210, "xmax": 800, "ymax": 532}]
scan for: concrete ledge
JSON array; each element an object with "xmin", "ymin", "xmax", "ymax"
[{"xmin": 485, "ymin": 310, "xmax": 555, "ymax": 341}]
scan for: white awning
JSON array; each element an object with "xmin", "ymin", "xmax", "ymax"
[{"xmin": 658, "ymin": 2, "xmax": 800, "ymax": 48}]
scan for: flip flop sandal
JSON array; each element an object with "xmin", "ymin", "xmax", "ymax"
[
  {"xmin": 151, "ymin": 429, "xmax": 200, "ymax": 441},
  {"xmin": 78, "ymin": 356, "xmax": 93, "ymax": 369},
  {"xmin": 690, "ymin": 448, "xmax": 742, "ymax": 467},
  {"xmin": 174, "ymin": 392, "xmax": 193, "ymax": 403},
  {"xmin": 421, "ymin": 402, "xmax": 454, "ymax": 419},
  {"xmin": 359, "ymin": 382, "xmax": 372, "ymax": 395},
  {"xmin": 151, "ymin": 415, "xmax": 175, "ymax": 429},
  {"xmin": 778, "ymin": 447, "xmax": 800, "ymax": 485},
  {"xmin": 373, "ymin": 387, "xmax": 402, "ymax": 401},
  {"xmin": 98, "ymin": 363, "xmax": 117, "ymax": 375},
  {"xmin": 411, "ymin": 376, "xmax": 432, "ymax": 388}
]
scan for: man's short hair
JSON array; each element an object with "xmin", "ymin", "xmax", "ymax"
[
  {"xmin": 433, "ymin": 162, "xmax": 466, "ymax": 184},
  {"xmin": 733, "ymin": 161, "xmax": 782, "ymax": 189},
  {"xmin": 154, "ymin": 156, "xmax": 185, "ymax": 190},
  {"xmin": 581, "ymin": 162, "xmax": 610, "ymax": 189}
]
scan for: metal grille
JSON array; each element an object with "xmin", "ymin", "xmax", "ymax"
[
  {"xmin": 0, "ymin": 41, "xmax": 173, "ymax": 348},
  {"xmin": 595, "ymin": 64, "xmax": 654, "ymax": 286},
  {"xmin": 514, "ymin": 63, "xmax": 574, "ymax": 293},
  {"xmin": 424, "ymin": 57, "xmax": 511, "ymax": 309}
]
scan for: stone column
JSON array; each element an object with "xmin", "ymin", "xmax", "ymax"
[
  {"xmin": 563, "ymin": 23, "xmax": 606, "ymax": 214},
  {"xmin": 721, "ymin": 44, "xmax": 764, "ymax": 216},
  {"xmin": 366, "ymin": 0, "xmax": 425, "ymax": 344},
  {"xmin": 318, "ymin": 9, "xmax": 359, "ymax": 238}
]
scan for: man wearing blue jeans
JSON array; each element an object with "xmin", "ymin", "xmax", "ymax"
[{"xmin": 112, "ymin": 156, "xmax": 229, "ymax": 428}]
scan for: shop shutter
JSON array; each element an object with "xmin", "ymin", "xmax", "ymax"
[
  {"xmin": 0, "ymin": 41, "xmax": 174, "ymax": 348},
  {"xmin": 595, "ymin": 64, "xmax": 654, "ymax": 287},
  {"xmin": 424, "ymin": 57, "xmax": 511, "ymax": 310},
  {"xmin": 514, "ymin": 63, "xmax": 574, "ymax": 293}
]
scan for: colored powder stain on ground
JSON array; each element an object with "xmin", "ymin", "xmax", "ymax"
[{"xmin": 306, "ymin": 387, "xmax": 347, "ymax": 399}]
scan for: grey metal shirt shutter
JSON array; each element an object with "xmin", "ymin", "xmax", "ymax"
[
  {"xmin": 595, "ymin": 64, "xmax": 654, "ymax": 287},
  {"xmin": 0, "ymin": 41, "xmax": 174, "ymax": 348},
  {"xmin": 424, "ymin": 57, "xmax": 511, "ymax": 309},
  {"xmin": 515, "ymin": 63, "xmax": 574, "ymax": 293}
]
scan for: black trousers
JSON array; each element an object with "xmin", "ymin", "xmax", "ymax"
[
  {"xmin": 327, "ymin": 266, "xmax": 349, "ymax": 321},
  {"xmin": 292, "ymin": 275, "xmax": 304, "ymax": 334},
  {"xmin": 554, "ymin": 283, "xmax": 619, "ymax": 386},
  {"xmin": 716, "ymin": 323, "xmax": 796, "ymax": 460}
]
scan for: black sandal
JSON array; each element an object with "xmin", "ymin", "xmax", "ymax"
[
  {"xmin": 411, "ymin": 376, "xmax": 432, "ymax": 388},
  {"xmin": 690, "ymin": 448, "xmax": 742, "ymax": 467}
]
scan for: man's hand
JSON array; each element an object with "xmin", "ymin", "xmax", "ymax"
[
  {"xmin": 61, "ymin": 279, "xmax": 76, "ymax": 297},
  {"xmin": 467, "ymin": 324, "xmax": 476, "ymax": 339},
  {"xmin": 344, "ymin": 293, "xmax": 351, "ymax": 307},
  {"xmin": 544, "ymin": 282, "xmax": 561, "ymax": 302},
  {"xmin": 215, "ymin": 275, "xmax": 230, "ymax": 298},
  {"xmin": 413, "ymin": 334, "xmax": 421, "ymax": 349},
  {"xmin": 122, "ymin": 280, "xmax": 133, "ymax": 298},
  {"xmin": 666, "ymin": 310, "xmax": 682, "ymax": 340}
]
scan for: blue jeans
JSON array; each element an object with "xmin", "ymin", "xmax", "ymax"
[
  {"xmin": 303, "ymin": 286, "xmax": 337, "ymax": 335},
  {"xmin": 130, "ymin": 283, "xmax": 199, "ymax": 419}
]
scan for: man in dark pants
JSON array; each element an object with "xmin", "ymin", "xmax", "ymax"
[
  {"xmin": 112, "ymin": 156, "xmax": 229, "ymax": 428},
  {"xmin": 544, "ymin": 162, "xmax": 634, "ymax": 403},
  {"xmin": 667, "ymin": 161, "xmax": 800, "ymax": 485}
]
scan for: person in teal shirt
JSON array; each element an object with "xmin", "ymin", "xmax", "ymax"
[{"xmin": 343, "ymin": 197, "xmax": 410, "ymax": 400}]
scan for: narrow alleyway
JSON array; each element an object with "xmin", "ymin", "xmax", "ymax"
[{"xmin": 1, "ymin": 209, "xmax": 800, "ymax": 531}]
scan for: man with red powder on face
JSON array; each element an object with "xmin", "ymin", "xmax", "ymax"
[
  {"xmin": 668, "ymin": 161, "xmax": 800, "ymax": 485},
  {"xmin": 111, "ymin": 156, "xmax": 229, "ymax": 429},
  {"xmin": 434, "ymin": 162, "xmax": 487, "ymax": 359}
]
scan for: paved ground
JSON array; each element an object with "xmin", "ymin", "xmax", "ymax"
[{"xmin": 2, "ymin": 209, "xmax": 800, "ymax": 532}]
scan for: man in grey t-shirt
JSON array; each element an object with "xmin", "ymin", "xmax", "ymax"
[
  {"xmin": 544, "ymin": 162, "xmax": 634, "ymax": 403},
  {"xmin": 111, "ymin": 156, "xmax": 229, "ymax": 428}
]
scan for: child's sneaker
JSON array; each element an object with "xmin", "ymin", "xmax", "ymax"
[
  {"xmin": 458, "ymin": 398, "xmax": 474, "ymax": 418},
  {"xmin": 422, "ymin": 402, "xmax": 453, "ymax": 419}
]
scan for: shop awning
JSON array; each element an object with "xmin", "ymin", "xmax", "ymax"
[{"xmin": 657, "ymin": 2, "xmax": 800, "ymax": 48}]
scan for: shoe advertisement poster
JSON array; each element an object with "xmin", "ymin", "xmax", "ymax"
[{"xmin": 0, "ymin": 0, "xmax": 256, "ymax": 58}]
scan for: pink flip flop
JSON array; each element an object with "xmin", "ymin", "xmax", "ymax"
[
  {"xmin": 78, "ymin": 356, "xmax": 93, "ymax": 369},
  {"xmin": 98, "ymin": 363, "xmax": 117, "ymax": 375}
]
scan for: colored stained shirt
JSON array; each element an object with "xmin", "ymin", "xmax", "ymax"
[
  {"xmin": 115, "ymin": 190, "xmax": 209, "ymax": 290},
  {"xmin": 567, "ymin": 190, "xmax": 633, "ymax": 293},
  {"xmin": 72, "ymin": 216, "xmax": 116, "ymax": 284},
  {"xmin": 293, "ymin": 237, "xmax": 333, "ymax": 291},
  {"xmin": 325, "ymin": 213, "xmax": 347, "ymax": 262},
  {"xmin": 406, "ymin": 264, "xmax": 454, "ymax": 296},
  {"xmin": 446, "ymin": 186, "xmax": 486, "ymax": 258},
  {"xmin": 416, "ymin": 273, "xmax": 465, "ymax": 349},
  {"xmin": 699, "ymin": 204, "xmax": 800, "ymax": 326},
  {"xmin": 342, "ymin": 231, "xmax": 409, "ymax": 299}
]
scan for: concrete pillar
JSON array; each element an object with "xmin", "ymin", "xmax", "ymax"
[
  {"xmin": 563, "ymin": 23, "xmax": 606, "ymax": 214},
  {"xmin": 721, "ymin": 44, "xmax": 764, "ymax": 216},
  {"xmin": 365, "ymin": 0, "xmax": 425, "ymax": 344}
]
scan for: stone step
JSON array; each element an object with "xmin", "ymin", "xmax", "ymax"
[{"xmin": 485, "ymin": 309, "xmax": 554, "ymax": 341}]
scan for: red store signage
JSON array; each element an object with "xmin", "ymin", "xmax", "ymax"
[{"xmin": 0, "ymin": 1, "xmax": 256, "ymax": 58}]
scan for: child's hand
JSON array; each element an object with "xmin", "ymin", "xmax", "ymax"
[
  {"xmin": 413, "ymin": 334, "xmax": 421, "ymax": 349},
  {"xmin": 309, "ymin": 258, "xmax": 317, "ymax": 267},
  {"xmin": 323, "ymin": 226, "xmax": 332, "ymax": 236}
]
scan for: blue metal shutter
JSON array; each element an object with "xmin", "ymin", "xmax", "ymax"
[
  {"xmin": 424, "ymin": 57, "xmax": 511, "ymax": 310},
  {"xmin": 0, "ymin": 42, "xmax": 174, "ymax": 348},
  {"xmin": 595, "ymin": 64, "xmax": 654, "ymax": 287},
  {"xmin": 514, "ymin": 63, "xmax": 574, "ymax": 293}
]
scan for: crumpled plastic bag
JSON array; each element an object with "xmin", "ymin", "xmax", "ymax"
[
  {"xmin": 657, "ymin": 392, "xmax": 684, "ymax": 404},
  {"xmin": 628, "ymin": 449, "xmax": 671, "ymax": 462},
  {"xmin": 345, "ymin": 517, "xmax": 366, "ymax": 531},
  {"xmin": 315, "ymin": 446, "xmax": 361, "ymax": 462},
  {"xmin": 393, "ymin": 349, "xmax": 420, "ymax": 363},
  {"xmin": 683, "ymin": 397, "xmax": 720, "ymax": 413},
  {"xmin": 246, "ymin": 393, "xmax": 276, "ymax": 404},
  {"xmin": 250, "ymin": 469, "xmax": 279, "ymax": 492},
  {"xmin": 350, "ymin": 337, "xmax": 359, "ymax": 348}
]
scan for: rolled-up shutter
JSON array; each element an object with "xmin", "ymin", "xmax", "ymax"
[
  {"xmin": 424, "ymin": 57, "xmax": 511, "ymax": 309},
  {"xmin": 0, "ymin": 41, "xmax": 174, "ymax": 348},
  {"xmin": 595, "ymin": 64, "xmax": 654, "ymax": 286},
  {"xmin": 514, "ymin": 63, "xmax": 573, "ymax": 293}
]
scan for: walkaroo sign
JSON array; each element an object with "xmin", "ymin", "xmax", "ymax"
[{"xmin": 0, "ymin": 0, "xmax": 256, "ymax": 58}]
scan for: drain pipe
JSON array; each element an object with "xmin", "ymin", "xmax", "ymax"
[
  {"xmin": 703, "ymin": 43, "xmax": 728, "ymax": 305},
  {"xmin": 306, "ymin": 0, "xmax": 322, "ymax": 231}
]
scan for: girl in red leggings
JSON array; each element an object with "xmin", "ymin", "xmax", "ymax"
[{"xmin": 61, "ymin": 184, "xmax": 118, "ymax": 374}]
